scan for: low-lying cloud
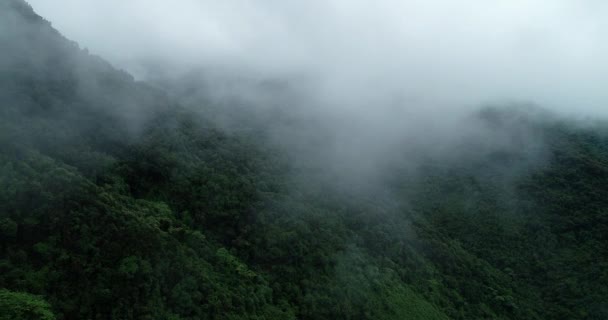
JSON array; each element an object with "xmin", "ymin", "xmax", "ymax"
[
  {"xmin": 28, "ymin": 0, "xmax": 608, "ymax": 116},
  {"xmin": 22, "ymin": 0, "xmax": 608, "ymax": 191}
]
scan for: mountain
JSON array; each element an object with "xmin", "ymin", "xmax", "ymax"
[{"xmin": 1, "ymin": 1, "xmax": 607, "ymax": 319}]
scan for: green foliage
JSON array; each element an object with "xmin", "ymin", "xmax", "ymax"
[{"xmin": 0, "ymin": 289, "xmax": 55, "ymax": 320}]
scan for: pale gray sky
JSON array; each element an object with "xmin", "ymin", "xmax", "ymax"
[{"xmin": 28, "ymin": 0, "xmax": 608, "ymax": 117}]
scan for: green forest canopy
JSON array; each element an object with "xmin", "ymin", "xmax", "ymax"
[{"xmin": 1, "ymin": 1, "xmax": 607, "ymax": 319}]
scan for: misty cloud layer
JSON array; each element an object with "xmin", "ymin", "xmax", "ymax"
[
  {"xmin": 19, "ymin": 0, "xmax": 607, "ymax": 191},
  {"xmin": 29, "ymin": 0, "xmax": 608, "ymax": 117}
]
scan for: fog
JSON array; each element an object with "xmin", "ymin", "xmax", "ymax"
[
  {"xmin": 28, "ymin": 0, "xmax": 608, "ymax": 116},
  {"xmin": 23, "ymin": 0, "xmax": 608, "ymax": 189}
]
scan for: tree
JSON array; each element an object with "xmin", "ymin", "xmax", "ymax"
[{"xmin": 0, "ymin": 289, "xmax": 55, "ymax": 320}]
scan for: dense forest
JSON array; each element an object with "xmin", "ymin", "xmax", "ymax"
[{"xmin": 1, "ymin": 1, "xmax": 608, "ymax": 319}]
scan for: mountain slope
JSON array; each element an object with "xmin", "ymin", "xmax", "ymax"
[
  {"xmin": 0, "ymin": 2, "xmax": 293, "ymax": 319},
  {"xmin": 1, "ymin": 1, "xmax": 608, "ymax": 319}
]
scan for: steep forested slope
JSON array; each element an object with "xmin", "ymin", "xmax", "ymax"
[{"xmin": 1, "ymin": 1, "xmax": 607, "ymax": 319}]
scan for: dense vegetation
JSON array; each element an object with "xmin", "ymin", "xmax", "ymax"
[{"xmin": 1, "ymin": 1, "xmax": 607, "ymax": 319}]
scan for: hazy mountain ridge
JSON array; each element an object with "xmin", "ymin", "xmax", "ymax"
[{"xmin": 1, "ymin": 1, "xmax": 607, "ymax": 319}]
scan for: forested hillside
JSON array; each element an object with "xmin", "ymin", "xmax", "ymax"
[{"xmin": 1, "ymin": 1, "xmax": 607, "ymax": 319}]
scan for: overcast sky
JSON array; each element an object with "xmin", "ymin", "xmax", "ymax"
[{"xmin": 28, "ymin": 0, "xmax": 608, "ymax": 117}]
